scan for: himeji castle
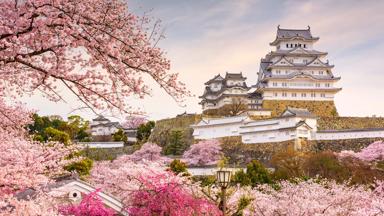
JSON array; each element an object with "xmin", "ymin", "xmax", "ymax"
[
  {"xmin": 199, "ymin": 26, "xmax": 342, "ymax": 116},
  {"xmin": 253, "ymin": 26, "xmax": 342, "ymax": 101}
]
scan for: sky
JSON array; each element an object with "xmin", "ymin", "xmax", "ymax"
[{"xmin": 22, "ymin": 0, "xmax": 384, "ymax": 121}]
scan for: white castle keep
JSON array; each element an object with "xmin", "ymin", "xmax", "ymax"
[{"xmin": 199, "ymin": 26, "xmax": 342, "ymax": 112}]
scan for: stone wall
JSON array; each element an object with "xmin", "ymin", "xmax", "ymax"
[
  {"xmin": 262, "ymin": 100, "xmax": 338, "ymax": 117},
  {"xmin": 311, "ymin": 137, "xmax": 383, "ymax": 152},
  {"xmin": 220, "ymin": 136, "xmax": 384, "ymax": 165},
  {"xmin": 220, "ymin": 136, "xmax": 297, "ymax": 166},
  {"xmin": 318, "ymin": 116, "xmax": 384, "ymax": 130}
]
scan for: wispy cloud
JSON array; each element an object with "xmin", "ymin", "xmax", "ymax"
[{"xmin": 22, "ymin": 0, "xmax": 384, "ymax": 119}]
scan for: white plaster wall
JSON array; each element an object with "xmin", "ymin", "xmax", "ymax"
[
  {"xmin": 226, "ymin": 80, "xmax": 244, "ymax": 86},
  {"xmin": 315, "ymin": 130, "xmax": 384, "ymax": 140},
  {"xmin": 262, "ymin": 92, "xmax": 335, "ymax": 101},
  {"xmin": 91, "ymin": 126, "xmax": 118, "ymax": 136},
  {"xmin": 242, "ymin": 129, "xmax": 296, "ymax": 144},
  {"xmin": 192, "ymin": 123, "xmax": 243, "ymax": 140},
  {"xmin": 79, "ymin": 142, "xmax": 124, "ymax": 148},
  {"xmin": 247, "ymin": 110, "xmax": 272, "ymax": 116},
  {"xmin": 209, "ymin": 83, "xmax": 222, "ymax": 91}
]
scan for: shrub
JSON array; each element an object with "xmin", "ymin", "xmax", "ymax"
[
  {"xmin": 232, "ymin": 160, "xmax": 272, "ymax": 187},
  {"xmin": 164, "ymin": 129, "xmax": 188, "ymax": 155},
  {"xmin": 64, "ymin": 158, "xmax": 94, "ymax": 176},
  {"xmin": 112, "ymin": 128, "xmax": 127, "ymax": 143},
  {"xmin": 192, "ymin": 175, "xmax": 216, "ymax": 187},
  {"xmin": 136, "ymin": 121, "xmax": 155, "ymax": 143},
  {"xmin": 303, "ymin": 151, "xmax": 348, "ymax": 183},
  {"xmin": 44, "ymin": 127, "xmax": 71, "ymax": 145},
  {"xmin": 169, "ymin": 159, "xmax": 189, "ymax": 176},
  {"xmin": 271, "ymin": 148, "xmax": 307, "ymax": 180}
]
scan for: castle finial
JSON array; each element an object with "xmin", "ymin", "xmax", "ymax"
[
  {"xmin": 307, "ymin": 25, "xmax": 311, "ymax": 30},
  {"xmin": 277, "ymin": 24, "xmax": 280, "ymax": 29}
]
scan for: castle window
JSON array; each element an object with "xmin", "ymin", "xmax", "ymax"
[
  {"xmin": 290, "ymin": 44, "xmax": 293, "ymax": 48},
  {"xmin": 285, "ymin": 70, "xmax": 289, "ymax": 74},
  {"xmin": 273, "ymin": 82, "xmax": 278, "ymax": 87},
  {"xmin": 304, "ymin": 44, "xmax": 307, "ymax": 48},
  {"xmin": 325, "ymin": 83, "xmax": 330, "ymax": 87},
  {"xmin": 295, "ymin": 44, "xmax": 298, "ymax": 47},
  {"xmin": 274, "ymin": 92, "xmax": 278, "ymax": 97},
  {"xmin": 301, "ymin": 93, "xmax": 307, "ymax": 97},
  {"xmin": 303, "ymin": 59, "xmax": 308, "ymax": 64},
  {"xmin": 319, "ymin": 71, "xmax": 324, "ymax": 75},
  {"xmin": 282, "ymin": 83, "xmax": 287, "ymax": 87},
  {"xmin": 320, "ymin": 93, "xmax": 325, "ymax": 97},
  {"xmin": 292, "ymin": 93, "xmax": 297, "ymax": 97},
  {"xmin": 299, "ymin": 44, "xmax": 302, "ymax": 47},
  {"xmin": 316, "ymin": 83, "xmax": 320, "ymax": 87},
  {"xmin": 286, "ymin": 44, "xmax": 289, "ymax": 48},
  {"xmin": 311, "ymin": 93, "xmax": 316, "ymax": 97},
  {"xmin": 282, "ymin": 92, "xmax": 287, "ymax": 97}
]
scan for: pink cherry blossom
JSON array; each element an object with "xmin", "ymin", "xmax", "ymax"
[
  {"xmin": 0, "ymin": 0, "xmax": 189, "ymax": 113},
  {"xmin": 182, "ymin": 139, "xmax": 222, "ymax": 166},
  {"xmin": 339, "ymin": 141, "xmax": 384, "ymax": 162},
  {"xmin": 59, "ymin": 189, "xmax": 115, "ymax": 216}
]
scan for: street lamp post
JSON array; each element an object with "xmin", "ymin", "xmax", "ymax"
[{"xmin": 216, "ymin": 170, "xmax": 231, "ymax": 215}]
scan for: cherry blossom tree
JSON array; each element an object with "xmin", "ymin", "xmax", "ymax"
[
  {"xmin": 91, "ymin": 158, "xmax": 220, "ymax": 216},
  {"xmin": 339, "ymin": 141, "xmax": 384, "ymax": 162},
  {"xmin": 59, "ymin": 189, "xmax": 115, "ymax": 216},
  {"xmin": 0, "ymin": 0, "xmax": 189, "ymax": 113},
  {"xmin": 182, "ymin": 139, "xmax": 222, "ymax": 166},
  {"xmin": 128, "ymin": 172, "xmax": 221, "ymax": 216},
  {"xmin": 0, "ymin": 99, "xmax": 77, "ymax": 214},
  {"xmin": 122, "ymin": 116, "xmax": 147, "ymax": 129},
  {"xmin": 228, "ymin": 180, "xmax": 384, "ymax": 216},
  {"xmin": 119, "ymin": 142, "xmax": 170, "ymax": 164}
]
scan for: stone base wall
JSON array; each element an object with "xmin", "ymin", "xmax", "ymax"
[
  {"xmin": 311, "ymin": 137, "xmax": 383, "ymax": 152},
  {"xmin": 262, "ymin": 100, "xmax": 338, "ymax": 117},
  {"xmin": 220, "ymin": 136, "xmax": 383, "ymax": 165}
]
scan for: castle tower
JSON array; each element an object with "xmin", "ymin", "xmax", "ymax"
[
  {"xmin": 254, "ymin": 26, "xmax": 341, "ymax": 116},
  {"xmin": 199, "ymin": 72, "xmax": 249, "ymax": 112}
]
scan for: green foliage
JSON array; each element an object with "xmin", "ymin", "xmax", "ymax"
[
  {"xmin": 262, "ymin": 100, "xmax": 338, "ymax": 117},
  {"xmin": 137, "ymin": 121, "xmax": 155, "ymax": 143},
  {"xmin": 148, "ymin": 114, "xmax": 201, "ymax": 153},
  {"xmin": 233, "ymin": 196, "xmax": 252, "ymax": 216},
  {"xmin": 304, "ymin": 151, "xmax": 347, "ymax": 182},
  {"xmin": 232, "ymin": 170, "xmax": 251, "ymax": 186},
  {"xmin": 64, "ymin": 158, "xmax": 93, "ymax": 176},
  {"xmin": 28, "ymin": 114, "xmax": 91, "ymax": 143},
  {"xmin": 271, "ymin": 148, "xmax": 307, "ymax": 180},
  {"xmin": 169, "ymin": 159, "xmax": 189, "ymax": 176},
  {"xmin": 192, "ymin": 175, "xmax": 216, "ymax": 187},
  {"xmin": 112, "ymin": 128, "xmax": 127, "ymax": 143},
  {"xmin": 232, "ymin": 160, "xmax": 272, "ymax": 187},
  {"xmin": 44, "ymin": 127, "xmax": 71, "ymax": 145},
  {"xmin": 164, "ymin": 129, "xmax": 187, "ymax": 155}
]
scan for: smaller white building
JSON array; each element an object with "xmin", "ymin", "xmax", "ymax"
[
  {"xmin": 191, "ymin": 115, "xmax": 250, "ymax": 140},
  {"xmin": 90, "ymin": 116, "xmax": 120, "ymax": 136},
  {"xmin": 192, "ymin": 107, "xmax": 384, "ymax": 144},
  {"xmin": 240, "ymin": 107, "xmax": 317, "ymax": 144}
]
